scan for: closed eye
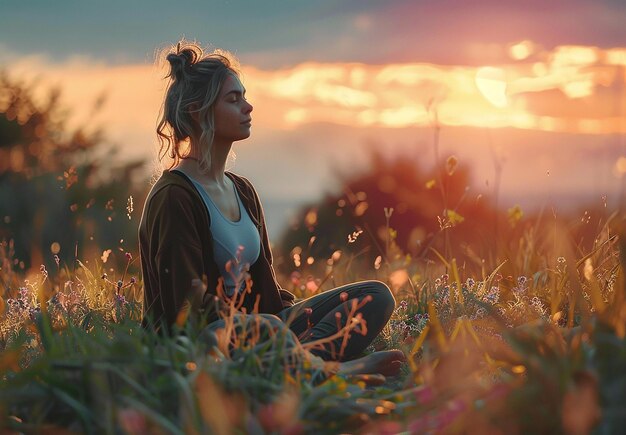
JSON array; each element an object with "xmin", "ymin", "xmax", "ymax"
[{"xmin": 225, "ymin": 90, "xmax": 247, "ymax": 103}]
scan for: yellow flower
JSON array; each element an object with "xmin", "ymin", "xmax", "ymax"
[{"xmin": 446, "ymin": 209, "xmax": 465, "ymax": 226}]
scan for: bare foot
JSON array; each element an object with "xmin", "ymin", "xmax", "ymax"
[{"xmin": 337, "ymin": 350, "xmax": 406, "ymax": 377}]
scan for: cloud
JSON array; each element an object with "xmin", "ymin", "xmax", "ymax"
[
  {"xmin": 247, "ymin": 43, "xmax": 626, "ymax": 134},
  {"xmin": 4, "ymin": 40, "xmax": 624, "ymax": 170}
]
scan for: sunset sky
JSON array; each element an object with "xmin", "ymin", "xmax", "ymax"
[{"xmin": 1, "ymin": 0, "xmax": 625, "ymax": 237}]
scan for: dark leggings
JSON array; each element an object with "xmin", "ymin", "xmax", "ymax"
[
  {"xmin": 203, "ymin": 280, "xmax": 395, "ymax": 362},
  {"xmin": 278, "ymin": 280, "xmax": 396, "ymax": 361}
]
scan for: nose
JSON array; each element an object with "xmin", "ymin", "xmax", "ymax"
[{"xmin": 244, "ymin": 99, "xmax": 253, "ymax": 114}]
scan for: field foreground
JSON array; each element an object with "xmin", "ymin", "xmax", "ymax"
[{"xmin": 1, "ymin": 216, "xmax": 625, "ymax": 435}]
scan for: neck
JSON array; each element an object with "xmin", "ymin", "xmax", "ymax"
[{"xmin": 178, "ymin": 138, "xmax": 233, "ymax": 186}]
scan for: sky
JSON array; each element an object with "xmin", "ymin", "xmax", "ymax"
[{"xmin": 1, "ymin": 0, "xmax": 625, "ymax": 238}]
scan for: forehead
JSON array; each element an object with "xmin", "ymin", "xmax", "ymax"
[{"xmin": 220, "ymin": 74, "xmax": 245, "ymax": 95}]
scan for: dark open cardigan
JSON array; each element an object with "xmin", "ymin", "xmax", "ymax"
[{"xmin": 138, "ymin": 170, "xmax": 295, "ymax": 330}]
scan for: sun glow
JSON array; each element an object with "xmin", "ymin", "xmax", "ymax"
[
  {"xmin": 4, "ymin": 41, "xmax": 626, "ymax": 142},
  {"xmin": 509, "ymin": 40, "xmax": 534, "ymax": 61},
  {"xmin": 474, "ymin": 67, "xmax": 508, "ymax": 108}
]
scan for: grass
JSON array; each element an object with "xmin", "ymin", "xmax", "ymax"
[{"xmin": 1, "ymin": 210, "xmax": 625, "ymax": 434}]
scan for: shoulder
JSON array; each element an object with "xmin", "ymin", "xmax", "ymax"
[
  {"xmin": 226, "ymin": 171, "xmax": 260, "ymax": 200},
  {"xmin": 144, "ymin": 171, "xmax": 202, "ymax": 214},
  {"xmin": 226, "ymin": 171, "xmax": 254, "ymax": 191}
]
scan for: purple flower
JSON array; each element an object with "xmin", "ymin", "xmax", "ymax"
[{"xmin": 115, "ymin": 294, "xmax": 127, "ymax": 306}]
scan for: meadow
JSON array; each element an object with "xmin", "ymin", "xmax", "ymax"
[
  {"xmin": 1, "ymin": 201, "xmax": 624, "ymax": 434},
  {"xmin": 1, "ymin": 71, "xmax": 625, "ymax": 434}
]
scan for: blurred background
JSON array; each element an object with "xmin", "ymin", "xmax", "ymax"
[{"xmin": 1, "ymin": 0, "xmax": 624, "ymax": 277}]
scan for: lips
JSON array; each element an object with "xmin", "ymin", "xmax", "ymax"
[{"xmin": 241, "ymin": 119, "xmax": 252, "ymax": 125}]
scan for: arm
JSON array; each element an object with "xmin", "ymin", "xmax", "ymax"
[{"xmin": 146, "ymin": 185, "xmax": 206, "ymax": 328}]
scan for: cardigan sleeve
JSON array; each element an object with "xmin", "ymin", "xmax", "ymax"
[{"xmin": 146, "ymin": 185, "xmax": 206, "ymax": 328}]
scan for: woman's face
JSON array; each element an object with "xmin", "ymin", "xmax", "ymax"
[{"xmin": 212, "ymin": 74, "xmax": 253, "ymax": 143}]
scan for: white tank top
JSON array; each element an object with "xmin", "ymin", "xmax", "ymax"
[{"xmin": 171, "ymin": 169, "xmax": 261, "ymax": 296}]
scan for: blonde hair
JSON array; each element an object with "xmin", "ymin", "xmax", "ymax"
[{"xmin": 156, "ymin": 40, "xmax": 241, "ymax": 172}]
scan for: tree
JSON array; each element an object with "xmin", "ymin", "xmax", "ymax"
[
  {"xmin": 0, "ymin": 71, "xmax": 147, "ymax": 275},
  {"xmin": 277, "ymin": 149, "xmax": 497, "ymax": 274}
]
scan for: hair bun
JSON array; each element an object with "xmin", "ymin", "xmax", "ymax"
[{"xmin": 166, "ymin": 45, "xmax": 200, "ymax": 81}]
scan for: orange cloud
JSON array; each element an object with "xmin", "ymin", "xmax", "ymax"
[
  {"xmin": 5, "ymin": 40, "xmax": 625, "ymax": 153},
  {"xmin": 245, "ymin": 42, "xmax": 625, "ymax": 134}
]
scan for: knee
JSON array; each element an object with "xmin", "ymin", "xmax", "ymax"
[{"xmin": 364, "ymin": 280, "xmax": 396, "ymax": 314}]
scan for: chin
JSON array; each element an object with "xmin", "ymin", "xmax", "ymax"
[{"xmin": 232, "ymin": 133, "xmax": 251, "ymax": 143}]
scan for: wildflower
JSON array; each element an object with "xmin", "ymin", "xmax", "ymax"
[
  {"xmin": 101, "ymin": 272, "xmax": 108, "ymax": 279},
  {"xmin": 126, "ymin": 196, "xmax": 134, "ymax": 220},
  {"xmin": 472, "ymin": 307, "xmax": 486, "ymax": 319},
  {"xmin": 53, "ymin": 255, "xmax": 60, "ymax": 267},
  {"xmin": 531, "ymin": 297, "xmax": 546, "ymax": 316},
  {"xmin": 340, "ymin": 292, "xmax": 349, "ymax": 302},
  {"xmin": 445, "ymin": 209, "xmax": 464, "ymax": 226},
  {"xmin": 483, "ymin": 286, "xmax": 500, "ymax": 304},
  {"xmin": 125, "ymin": 252, "xmax": 133, "ymax": 262},
  {"xmin": 466, "ymin": 278, "xmax": 476, "ymax": 289},
  {"xmin": 513, "ymin": 276, "xmax": 528, "ymax": 296},
  {"xmin": 28, "ymin": 306, "xmax": 41, "ymax": 321},
  {"xmin": 399, "ymin": 300, "xmax": 408, "ymax": 310},
  {"xmin": 117, "ymin": 280, "xmax": 123, "ymax": 290},
  {"xmin": 129, "ymin": 277, "xmax": 137, "ymax": 284},
  {"xmin": 557, "ymin": 256, "xmax": 566, "ymax": 264},
  {"xmin": 304, "ymin": 307, "xmax": 313, "ymax": 316}
]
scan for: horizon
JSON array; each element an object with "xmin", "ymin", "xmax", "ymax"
[{"xmin": 1, "ymin": 0, "xmax": 625, "ymax": 239}]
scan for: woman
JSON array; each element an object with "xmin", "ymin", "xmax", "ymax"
[{"xmin": 139, "ymin": 41, "xmax": 404, "ymax": 377}]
